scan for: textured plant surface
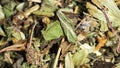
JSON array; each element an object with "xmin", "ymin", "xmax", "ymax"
[{"xmin": 0, "ymin": 0, "xmax": 120, "ymax": 68}]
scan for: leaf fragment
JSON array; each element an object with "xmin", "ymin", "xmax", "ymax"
[
  {"xmin": 33, "ymin": 0, "xmax": 57, "ymax": 17},
  {"xmin": 0, "ymin": 26, "xmax": 6, "ymax": 36},
  {"xmin": 65, "ymin": 53, "xmax": 74, "ymax": 68},
  {"xmin": 0, "ymin": 5, "xmax": 5, "ymax": 20},
  {"xmin": 42, "ymin": 20, "xmax": 63, "ymax": 41},
  {"xmin": 12, "ymin": 30, "xmax": 25, "ymax": 43},
  {"xmin": 57, "ymin": 8, "xmax": 78, "ymax": 44},
  {"xmin": 86, "ymin": 0, "xmax": 120, "ymax": 27},
  {"xmin": 2, "ymin": 1, "xmax": 16, "ymax": 18},
  {"xmin": 100, "ymin": 21, "xmax": 108, "ymax": 31},
  {"xmin": 73, "ymin": 49, "xmax": 89, "ymax": 66}
]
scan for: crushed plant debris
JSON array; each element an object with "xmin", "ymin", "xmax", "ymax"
[{"xmin": 0, "ymin": 0, "xmax": 120, "ymax": 68}]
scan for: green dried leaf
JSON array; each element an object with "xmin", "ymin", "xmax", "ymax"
[
  {"xmin": 57, "ymin": 8, "xmax": 78, "ymax": 44},
  {"xmin": 12, "ymin": 30, "xmax": 25, "ymax": 41},
  {"xmin": 33, "ymin": 0, "xmax": 57, "ymax": 17},
  {"xmin": 22, "ymin": 63, "xmax": 37, "ymax": 68},
  {"xmin": 2, "ymin": 1, "xmax": 16, "ymax": 18},
  {"xmin": 0, "ymin": 26, "xmax": 6, "ymax": 36},
  {"xmin": 42, "ymin": 20, "xmax": 63, "ymax": 41},
  {"xmin": 73, "ymin": 49, "xmax": 89, "ymax": 66},
  {"xmin": 22, "ymin": 63, "xmax": 29, "ymax": 68},
  {"xmin": 65, "ymin": 53, "xmax": 74, "ymax": 68},
  {"xmin": 0, "ymin": 5, "xmax": 5, "ymax": 20}
]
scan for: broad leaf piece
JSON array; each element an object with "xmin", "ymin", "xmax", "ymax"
[
  {"xmin": 86, "ymin": 0, "xmax": 120, "ymax": 27},
  {"xmin": 73, "ymin": 49, "xmax": 89, "ymax": 66},
  {"xmin": 42, "ymin": 20, "xmax": 63, "ymax": 41}
]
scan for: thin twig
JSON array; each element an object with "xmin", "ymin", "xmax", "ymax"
[
  {"xmin": 53, "ymin": 47, "xmax": 62, "ymax": 68},
  {"xmin": 100, "ymin": 8, "xmax": 116, "ymax": 34},
  {"xmin": 53, "ymin": 38, "xmax": 64, "ymax": 68},
  {"xmin": 27, "ymin": 18, "xmax": 37, "ymax": 49},
  {"xmin": 0, "ymin": 42, "xmax": 26, "ymax": 53},
  {"xmin": 75, "ymin": 18, "xmax": 86, "ymax": 31}
]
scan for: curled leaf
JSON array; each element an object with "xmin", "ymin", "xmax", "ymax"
[{"xmin": 57, "ymin": 8, "xmax": 78, "ymax": 44}]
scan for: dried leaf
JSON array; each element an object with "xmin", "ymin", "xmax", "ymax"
[
  {"xmin": 73, "ymin": 49, "xmax": 89, "ymax": 66},
  {"xmin": 16, "ymin": 3, "xmax": 25, "ymax": 11},
  {"xmin": 100, "ymin": 21, "xmax": 108, "ymax": 31},
  {"xmin": 0, "ymin": 0, "xmax": 119, "ymax": 67},
  {"xmin": 0, "ymin": 26, "xmax": 6, "ymax": 36},
  {"xmin": 77, "ymin": 32, "xmax": 86, "ymax": 41},
  {"xmin": 86, "ymin": 2, "xmax": 106, "ymax": 23},
  {"xmin": 115, "ymin": 62, "xmax": 120, "ymax": 68},
  {"xmin": 42, "ymin": 20, "xmax": 63, "ymax": 41},
  {"xmin": 12, "ymin": 30, "xmax": 25, "ymax": 43},
  {"xmin": 65, "ymin": 53, "xmax": 74, "ymax": 68},
  {"xmin": 2, "ymin": 0, "xmax": 16, "ymax": 18},
  {"xmin": 22, "ymin": 62, "xmax": 38, "ymax": 68},
  {"xmin": 33, "ymin": 0, "xmax": 57, "ymax": 17},
  {"xmin": 57, "ymin": 8, "xmax": 78, "ymax": 44},
  {"xmin": 80, "ymin": 43, "xmax": 95, "ymax": 53},
  {"xmin": 0, "ymin": 5, "xmax": 5, "ymax": 20},
  {"xmin": 87, "ymin": 0, "xmax": 120, "ymax": 27}
]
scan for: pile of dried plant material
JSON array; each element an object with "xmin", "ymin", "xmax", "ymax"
[{"xmin": 0, "ymin": 0, "xmax": 120, "ymax": 68}]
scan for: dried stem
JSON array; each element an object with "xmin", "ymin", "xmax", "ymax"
[
  {"xmin": 75, "ymin": 18, "xmax": 86, "ymax": 31},
  {"xmin": 53, "ymin": 38, "xmax": 64, "ymax": 68},
  {"xmin": 24, "ymin": 4, "xmax": 39, "ymax": 18},
  {"xmin": 53, "ymin": 47, "xmax": 62, "ymax": 68},
  {"xmin": 0, "ymin": 41, "xmax": 26, "ymax": 53},
  {"xmin": 27, "ymin": 18, "xmax": 37, "ymax": 49}
]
